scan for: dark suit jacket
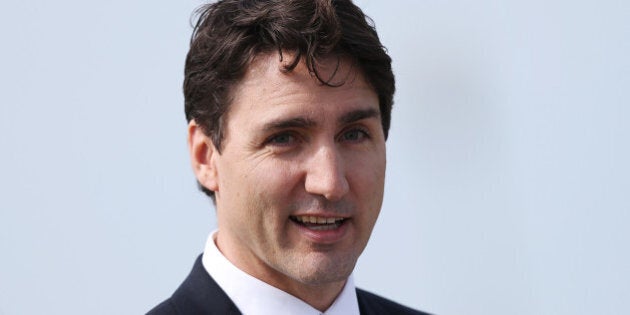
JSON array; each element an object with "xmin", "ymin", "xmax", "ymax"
[{"xmin": 147, "ymin": 255, "xmax": 431, "ymax": 315}]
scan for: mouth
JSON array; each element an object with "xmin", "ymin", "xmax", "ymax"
[{"xmin": 289, "ymin": 215, "xmax": 347, "ymax": 231}]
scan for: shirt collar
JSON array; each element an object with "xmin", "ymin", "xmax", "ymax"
[{"xmin": 202, "ymin": 230, "xmax": 360, "ymax": 315}]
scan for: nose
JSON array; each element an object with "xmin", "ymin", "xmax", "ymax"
[{"xmin": 304, "ymin": 144, "xmax": 350, "ymax": 201}]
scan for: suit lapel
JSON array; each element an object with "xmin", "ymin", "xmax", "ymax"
[
  {"xmin": 170, "ymin": 255, "xmax": 242, "ymax": 314},
  {"xmin": 357, "ymin": 289, "xmax": 371, "ymax": 315}
]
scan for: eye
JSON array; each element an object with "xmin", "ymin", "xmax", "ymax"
[
  {"xmin": 265, "ymin": 132, "xmax": 298, "ymax": 146},
  {"xmin": 340, "ymin": 128, "xmax": 369, "ymax": 142}
]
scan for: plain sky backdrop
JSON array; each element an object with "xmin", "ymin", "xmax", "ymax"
[{"xmin": 1, "ymin": 0, "xmax": 628, "ymax": 314}]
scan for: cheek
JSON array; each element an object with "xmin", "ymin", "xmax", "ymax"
[
  {"xmin": 348, "ymin": 152, "xmax": 386, "ymax": 223},
  {"xmin": 245, "ymin": 160, "xmax": 304, "ymax": 211},
  {"xmin": 348, "ymin": 151, "xmax": 386, "ymax": 192}
]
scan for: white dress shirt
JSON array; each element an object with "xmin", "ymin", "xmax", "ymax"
[{"xmin": 201, "ymin": 230, "xmax": 361, "ymax": 315}]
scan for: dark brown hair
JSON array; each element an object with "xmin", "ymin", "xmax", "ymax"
[{"xmin": 184, "ymin": 0, "xmax": 395, "ymax": 198}]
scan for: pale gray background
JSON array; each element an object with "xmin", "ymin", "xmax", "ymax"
[{"xmin": 1, "ymin": 0, "xmax": 628, "ymax": 314}]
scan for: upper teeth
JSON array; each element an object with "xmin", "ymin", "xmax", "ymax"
[{"xmin": 293, "ymin": 216, "xmax": 344, "ymax": 224}]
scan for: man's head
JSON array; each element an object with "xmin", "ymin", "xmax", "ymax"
[
  {"xmin": 186, "ymin": 0, "xmax": 394, "ymax": 310},
  {"xmin": 184, "ymin": 0, "xmax": 394, "ymax": 199}
]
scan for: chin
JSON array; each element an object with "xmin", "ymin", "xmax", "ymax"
[{"xmin": 288, "ymin": 253, "xmax": 358, "ymax": 286}]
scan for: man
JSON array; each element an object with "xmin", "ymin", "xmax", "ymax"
[{"xmin": 148, "ymin": 0, "xmax": 430, "ymax": 314}]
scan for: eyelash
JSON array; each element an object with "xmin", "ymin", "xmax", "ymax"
[
  {"xmin": 264, "ymin": 127, "xmax": 371, "ymax": 148},
  {"xmin": 266, "ymin": 132, "xmax": 299, "ymax": 146},
  {"xmin": 339, "ymin": 127, "xmax": 370, "ymax": 142}
]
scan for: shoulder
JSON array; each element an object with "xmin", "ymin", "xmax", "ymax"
[
  {"xmin": 146, "ymin": 299, "xmax": 178, "ymax": 315},
  {"xmin": 356, "ymin": 288, "xmax": 433, "ymax": 315},
  {"xmin": 146, "ymin": 255, "xmax": 241, "ymax": 315}
]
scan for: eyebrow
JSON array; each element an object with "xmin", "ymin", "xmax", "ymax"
[
  {"xmin": 338, "ymin": 108, "xmax": 380, "ymax": 125},
  {"xmin": 261, "ymin": 117, "xmax": 316, "ymax": 132},
  {"xmin": 261, "ymin": 108, "xmax": 380, "ymax": 132}
]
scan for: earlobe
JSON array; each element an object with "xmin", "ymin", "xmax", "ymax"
[{"xmin": 188, "ymin": 120, "xmax": 219, "ymax": 192}]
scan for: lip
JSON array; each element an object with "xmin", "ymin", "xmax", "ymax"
[{"xmin": 289, "ymin": 214, "xmax": 350, "ymax": 244}]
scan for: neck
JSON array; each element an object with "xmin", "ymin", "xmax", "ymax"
[
  {"xmin": 276, "ymin": 277, "xmax": 347, "ymax": 312},
  {"xmin": 215, "ymin": 232, "xmax": 349, "ymax": 312}
]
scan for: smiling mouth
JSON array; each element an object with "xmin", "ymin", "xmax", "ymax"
[{"xmin": 290, "ymin": 215, "xmax": 347, "ymax": 231}]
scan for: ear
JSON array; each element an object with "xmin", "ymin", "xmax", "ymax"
[{"xmin": 188, "ymin": 120, "xmax": 219, "ymax": 193}]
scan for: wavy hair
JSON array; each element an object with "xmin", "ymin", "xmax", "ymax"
[{"xmin": 184, "ymin": 0, "xmax": 395, "ymax": 198}]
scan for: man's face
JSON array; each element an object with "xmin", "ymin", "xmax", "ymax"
[{"xmin": 194, "ymin": 52, "xmax": 386, "ymax": 291}]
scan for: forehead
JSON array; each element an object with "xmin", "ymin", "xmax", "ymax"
[{"xmin": 226, "ymin": 52, "xmax": 378, "ymax": 121}]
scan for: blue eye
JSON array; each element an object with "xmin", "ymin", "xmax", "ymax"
[
  {"xmin": 341, "ymin": 129, "xmax": 368, "ymax": 142},
  {"xmin": 267, "ymin": 133, "xmax": 296, "ymax": 146}
]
